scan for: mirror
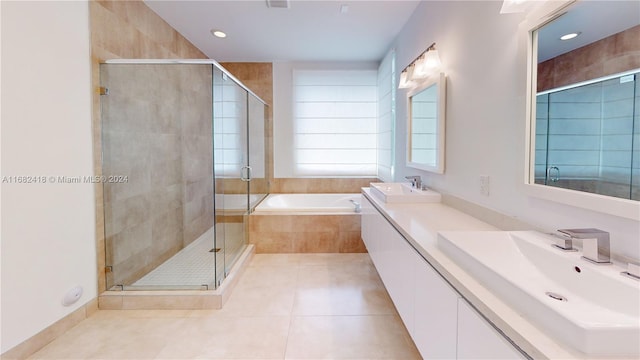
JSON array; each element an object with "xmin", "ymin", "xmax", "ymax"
[
  {"xmin": 407, "ymin": 73, "xmax": 446, "ymax": 174},
  {"xmin": 526, "ymin": 0, "xmax": 640, "ymax": 219}
]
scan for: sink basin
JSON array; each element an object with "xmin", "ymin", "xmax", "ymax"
[
  {"xmin": 437, "ymin": 231, "xmax": 640, "ymax": 356},
  {"xmin": 369, "ymin": 182, "xmax": 441, "ymax": 203}
]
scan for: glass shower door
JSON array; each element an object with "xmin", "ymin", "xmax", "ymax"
[
  {"xmin": 248, "ymin": 94, "xmax": 268, "ymax": 210},
  {"xmin": 100, "ymin": 63, "xmax": 215, "ymax": 290},
  {"xmin": 536, "ymin": 72, "xmax": 637, "ymax": 199},
  {"xmin": 213, "ymin": 68, "xmax": 249, "ymax": 285}
]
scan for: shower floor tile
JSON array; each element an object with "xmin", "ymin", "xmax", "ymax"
[
  {"xmin": 29, "ymin": 253, "xmax": 420, "ymax": 360},
  {"xmin": 133, "ymin": 224, "xmax": 244, "ymax": 288}
]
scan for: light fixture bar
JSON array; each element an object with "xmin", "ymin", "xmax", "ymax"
[{"xmin": 398, "ymin": 42, "xmax": 442, "ymax": 89}]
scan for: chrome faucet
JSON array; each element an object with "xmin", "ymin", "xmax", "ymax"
[
  {"xmin": 349, "ymin": 199, "xmax": 361, "ymax": 213},
  {"xmin": 405, "ymin": 175, "xmax": 422, "ymax": 189},
  {"xmin": 557, "ymin": 228, "xmax": 611, "ymax": 264},
  {"xmin": 551, "ymin": 231, "xmax": 576, "ymax": 251}
]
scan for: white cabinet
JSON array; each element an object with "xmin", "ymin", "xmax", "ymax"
[
  {"xmin": 362, "ymin": 197, "xmax": 416, "ymax": 332},
  {"xmin": 413, "ymin": 255, "xmax": 459, "ymax": 359},
  {"xmin": 362, "ymin": 196, "xmax": 457, "ymax": 358},
  {"xmin": 360, "ymin": 197, "xmax": 376, "ymax": 255},
  {"xmin": 361, "ymin": 194, "xmax": 527, "ymax": 360},
  {"xmin": 457, "ymin": 299, "xmax": 526, "ymax": 360},
  {"xmin": 386, "ymin": 226, "xmax": 416, "ymax": 333}
]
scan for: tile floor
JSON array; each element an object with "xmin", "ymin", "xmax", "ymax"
[{"xmin": 29, "ymin": 253, "xmax": 421, "ymax": 359}]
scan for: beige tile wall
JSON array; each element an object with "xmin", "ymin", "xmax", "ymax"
[
  {"xmin": 90, "ymin": 0, "xmax": 208, "ymax": 292},
  {"xmin": 538, "ymin": 25, "xmax": 640, "ymax": 92},
  {"xmin": 219, "ymin": 62, "xmax": 273, "ymax": 196},
  {"xmin": 100, "ymin": 64, "xmax": 215, "ymax": 286},
  {"xmin": 249, "ymin": 214, "xmax": 365, "ymax": 253},
  {"xmin": 271, "ymin": 178, "xmax": 378, "ymax": 193}
]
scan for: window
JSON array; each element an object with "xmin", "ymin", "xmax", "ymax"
[
  {"xmin": 292, "ymin": 70, "xmax": 378, "ymax": 177},
  {"xmin": 377, "ymin": 50, "xmax": 396, "ymax": 182}
]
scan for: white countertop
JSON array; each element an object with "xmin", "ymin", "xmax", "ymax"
[{"xmin": 361, "ymin": 189, "xmax": 625, "ymax": 360}]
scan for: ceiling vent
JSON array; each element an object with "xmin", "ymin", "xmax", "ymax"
[{"xmin": 266, "ymin": 0, "xmax": 290, "ymax": 9}]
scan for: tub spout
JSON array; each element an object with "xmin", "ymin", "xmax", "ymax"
[{"xmin": 349, "ymin": 199, "xmax": 361, "ymax": 213}]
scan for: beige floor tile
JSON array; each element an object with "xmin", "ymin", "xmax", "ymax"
[
  {"xmin": 249, "ymin": 253, "xmax": 302, "ymax": 267},
  {"xmin": 89, "ymin": 309, "xmax": 193, "ymax": 319},
  {"xmin": 27, "ymin": 253, "xmax": 419, "ymax": 360},
  {"xmin": 297, "ymin": 253, "xmax": 372, "ymax": 266},
  {"xmin": 296, "ymin": 262, "xmax": 383, "ymax": 289},
  {"xmin": 293, "ymin": 262, "xmax": 394, "ymax": 316},
  {"xmin": 284, "ymin": 315, "xmax": 421, "ymax": 359},
  {"xmin": 293, "ymin": 286, "xmax": 395, "ymax": 316},
  {"xmin": 218, "ymin": 285, "xmax": 296, "ymax": 316},
  {"xmin": 235, "ymin": 265, "xmax": 299, "ymax": 290},
  {"xmin": 28, "ymin": 316, "xmax": 185, "ymax": 359},
  {"xmin": 154, "ymin": 315, "xmax": 290, "ymax": 359}
]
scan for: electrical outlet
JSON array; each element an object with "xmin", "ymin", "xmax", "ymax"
[{"xmin": 480, "ymin": 175, "xmax": 490, "ymax": 196}]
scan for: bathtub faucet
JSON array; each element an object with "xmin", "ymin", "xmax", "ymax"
[{"xmin": 349, "ymin": 199, "xmax": 361, "ymax": 213}]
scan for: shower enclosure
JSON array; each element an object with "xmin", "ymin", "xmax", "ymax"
[
  {"xmin": 535, "ymin": 69, "xmax": 639, "ymax": 200},
  {"xmin": 100, "ymin": 60, "xmax": 268, "ymax": 290}
]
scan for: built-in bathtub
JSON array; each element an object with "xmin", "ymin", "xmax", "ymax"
[{"xmin": 250, "ymin": 193, "xmax": 365, "ymax": 253}]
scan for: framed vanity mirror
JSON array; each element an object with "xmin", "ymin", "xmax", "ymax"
[
  {"xmin": 407, "ymin": 72, "xmax": 446, "ymax": 173},
  {"xmin": 525, "ymin": 0, "xmax": 640, "ymax": 219}
]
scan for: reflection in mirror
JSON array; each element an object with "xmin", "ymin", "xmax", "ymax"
[
  {"xmin": 407, "ymin": 73, "xmax": 446, "ymax": 174},
  {"xmin": 532, "ymin": 0, "xmax": 640, "ymax": 201}
]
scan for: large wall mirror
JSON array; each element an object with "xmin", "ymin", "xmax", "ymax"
[
  {"xmin": 526, "ymin": 0, "xmax": 640, "ymax": 219},
  {"xmin": 407, "ymin": 73, "xmax": 446, "ymax": 173}
]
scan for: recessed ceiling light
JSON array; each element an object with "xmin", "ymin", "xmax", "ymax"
[
  {"xmin": 340, "ymin": 4, "xmax": 349, "ymax": 14},
  {"xmin": 560, "ymin": 32, "xmax": 580, "ymax": 41},
  {"xmin": 211, "ymin": 29, "xmax": 227, "ymax": 38}
]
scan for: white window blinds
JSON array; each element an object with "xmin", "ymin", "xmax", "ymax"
[
  {"xmin": 292, "ymin": 70, "xmax": 378, "ymax": 177},
  {"xmin": 377, "ymin": 50, "xmax": 396, "ymax": 182}
]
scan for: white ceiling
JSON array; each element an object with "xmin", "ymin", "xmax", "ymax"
[{"xmin": 144, "ymin": 0, "xmax": 421, "ymax": 63}]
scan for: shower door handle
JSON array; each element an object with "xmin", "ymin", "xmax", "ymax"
[
  {"xmin": 547, "ymin": 166, "xmax": 560, "ymax": 183},
  {"xmin": 240, "ymin": 166, "xmax": 252, "ymax": 182}
]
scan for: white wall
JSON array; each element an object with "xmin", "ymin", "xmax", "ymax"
[
  {"xmin": 392, "ymin": 1, "xmax": 640, "ymax": 259},
  {"xmin": 1, "ymin": 1, "xmax": 96, "ymax": 352}
]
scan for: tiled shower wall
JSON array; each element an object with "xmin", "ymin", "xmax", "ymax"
[
  {"xmin": 90, "ymin": 0, "xmax": 208, "ymax": 291},
  {"xmin": 181, "ymin": 67, "xmax": 216, "ymax": 245},
  {"xmin": 101, "ymin": 64, "xmax": 214, "ymax": 287}
]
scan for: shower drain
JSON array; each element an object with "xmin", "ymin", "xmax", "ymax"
[{"xmin": 545, "ymin": 291, "xmax": 567, "ymax": 302}]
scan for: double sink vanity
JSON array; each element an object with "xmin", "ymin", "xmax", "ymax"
[{"xmin": 361, "ymin": 183, "xmax": 640, "ymax": 359}]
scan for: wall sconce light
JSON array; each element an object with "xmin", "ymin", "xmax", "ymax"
[
  {"xmin": 398, "ymin": 64, "xmax": 415, "ymax": 89},
  {"xmin": 399, "ymin": 43, "xmax": 442, "ymax": 89}
]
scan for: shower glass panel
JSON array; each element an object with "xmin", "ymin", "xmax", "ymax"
[
  {"xmin": 248, "ymin": 94, "xmax": 268, "ymax": 210},
  {"xmin": 535, "ymin": 71, "xmax": 638, "ymax": 200},
  {"xmin": 100, "ymin": 61, "xmax": 266, "ymax": 291},
  {"xmin": 213, "ymin": 68, "xmax": 249, "ymax": 283}
]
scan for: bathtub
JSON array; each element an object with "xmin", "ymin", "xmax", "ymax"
[
  {"xmin": 249, "ymin": 193, "xmax": 365, "ymax": 253},
  {"xmin": 254, "ymin": 193, "xmax": 361, "ymax": 214}
]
